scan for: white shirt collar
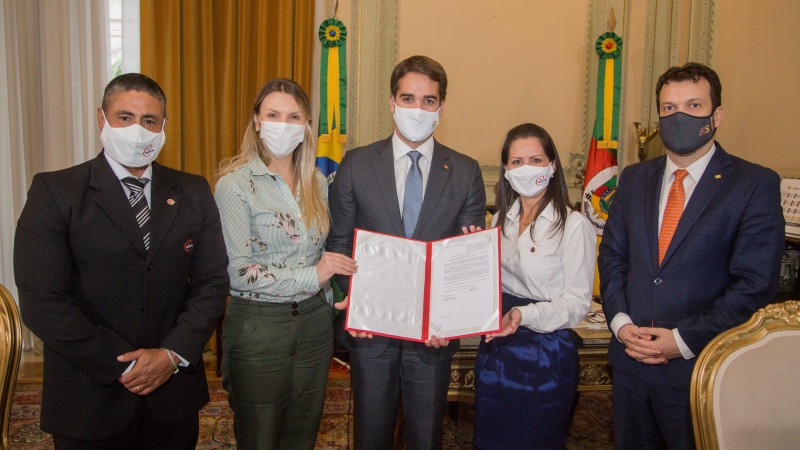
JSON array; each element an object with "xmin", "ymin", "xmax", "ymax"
[
  {"xmin": 392, "ymin": 131, "xmax": 434, "ymax": 162},
  {"xmin": 664, "ymin": 143, "xmax": 716, "ymax": 182},
  {"xmin": 105, "ymin": 152, "xmax": 153, "ymax": 181},
  {"xmin": 506, "ymin": 198, "xmax": 556, "ymax": 224}
]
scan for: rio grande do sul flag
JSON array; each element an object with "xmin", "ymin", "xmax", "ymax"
[{"xmin": 582, "ymin": 31, "xmax": 622, "ymax": 236}]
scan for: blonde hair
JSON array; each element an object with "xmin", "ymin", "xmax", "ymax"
[{"xmin": 219, "ymin": 78, "xmax": 330, "ymax": 236}]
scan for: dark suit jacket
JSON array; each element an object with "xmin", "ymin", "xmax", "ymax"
[
  {"xmin": 599, "ymin": 143, "xmax": 784, "ymax": 388},
  {"xmin": 326, "ymin": 136, "xmax": 486, "ymax": 360},
  {"xmin": 14, "ymin": 152, "xmax": 229, "ymax": 439}
]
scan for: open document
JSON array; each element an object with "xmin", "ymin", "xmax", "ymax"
[{"xmin": 345, "ymin": 228, "xmax": 502, "ymax": 342}]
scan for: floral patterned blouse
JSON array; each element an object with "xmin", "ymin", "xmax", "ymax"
[{"xmin": 215, "ymin": 157, "xmax": 328, "ymax": 303}]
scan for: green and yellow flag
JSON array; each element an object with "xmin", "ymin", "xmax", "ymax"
[{"xmin": 317, "ymin": 18, "xmax": 347, "ymax": 182}]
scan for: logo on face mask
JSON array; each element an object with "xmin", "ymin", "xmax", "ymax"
[
  {"xmin": 100, "ymin": 111, "xmax": 166, "ymax": 168},
  {"xmin": 504, "ymin": 163, "xmax": 554, "ymax": 198},
  {"xmin": 658, "ymin": 111, "xmax": 715, "ymax": 155}
]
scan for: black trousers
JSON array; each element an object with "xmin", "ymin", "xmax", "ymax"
[
  {"xmin": 350, "ymin": 339, "xmax": 451, "ymax": 450},
  {"xmin": 53, "ymin": 398, "xmax": 199, "ymax": 450}
]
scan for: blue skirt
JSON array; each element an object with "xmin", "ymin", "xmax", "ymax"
[{"xmin": 474, "ymin": 292, "xmax": 578, "ymax": 450}]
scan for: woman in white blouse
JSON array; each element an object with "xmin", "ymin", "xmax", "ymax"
[
  {"xmin": 474, "ymin": 123, "xmax": 596, "ymax": 450},
  {"xmin": 215, "ymin": 79, "xmax": 357, "ymax": 449}
]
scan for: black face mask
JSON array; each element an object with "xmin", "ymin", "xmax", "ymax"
[{"xmin": 658, "ymin": 111, "xmax": 715, "ymax": 155}]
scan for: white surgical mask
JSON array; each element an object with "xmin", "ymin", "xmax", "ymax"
[
  {"xmin": 504, "ymin": 163, "xmax": 554, "ymax": 198},
  {"xmin": 260, "ymin": 121, "xmax": 305, "ymax": 159},
  {"xmin": 392, "ymin": 102, "xmax": 440, "ymax": 143},
  {"xmin": 100, "ymin": 111, "xmax": 166, "ymax": 167}
]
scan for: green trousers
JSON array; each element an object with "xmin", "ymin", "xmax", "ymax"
[{"xmin": 221, "ymin": 292, "xmax": 333, "ymax": 450}]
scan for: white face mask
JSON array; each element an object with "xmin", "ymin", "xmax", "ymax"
[
  {"xmin": 100, "ymin": 111, "xmax": 166, "ymax": 167},
  {"xmin": 392, "ymin": 101, "xmax": 440, "ymax": 143},
  {"xmin": 504, "ymin": 163, "xmax": 555, "ymax": 198},
  {"xmin": 259, "ymin": 121, "xmax": 305, "ymax": 159}
]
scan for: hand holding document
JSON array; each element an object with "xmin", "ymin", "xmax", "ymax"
[{"xmin": 345, "ymin": 228, "xmax": 502, "ymax": 341}]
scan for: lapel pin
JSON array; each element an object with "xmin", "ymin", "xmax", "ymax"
[
  {"xmin": 714, "ymin": 174, "xmax": 722, "ymax": 179},
  {"xmin": 167, "ymin": 198, "xmax": 176, "ymax": 205},
  {"xmin": 183, "ymin": 239, "xmax": 194, "ymax": 252},
  {"xmin": 443, "ymin": 164, "xmax": 449, "ymax": 171}
]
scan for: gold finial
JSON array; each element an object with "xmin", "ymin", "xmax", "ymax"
[{"xmin": 607, "ymin": 7, "xmax": 617, "ymax": 32}]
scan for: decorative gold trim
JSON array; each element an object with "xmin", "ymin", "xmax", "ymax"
[
  {"xmin": 578, "ymin": 363, "xmax": 613, "ymax": 387},
  {"xmin": 690, "ymin": 300, "xmax": 800, "ymax": 450},
  {"xmin": 640, "ymin": 0, "xmax": 658, "ymax": 128},
  {"xmin": 566, "ymin": 0, "xmax": 599, "ymax": 188},
  {"xmin": 453, "ymin": 350, "xmax": 478, "ymax": 359},
  {"xmin": 669, "ymin": 0, "xmax": 680, "ymax": 67},
  {"xmin": 617, "ymin": 0, "xmax": 632, "ymax": 160},
  {"xmin": 0, "ymin": 284, "xmax": 23, "ymax": 448},
  {"xmin": 346, "ymin": 0, "xmax": 397, "ymax": 149},
  {"xmin": 578, "ymin": 346, "xmax": 610, "ymax": 357},
  {"xmin": 348, "ymin": 0, "xmax": 362, "ymax": 149},
  {"xmin": 375, "ymin": 0, "xmax": 397, "ymax": 139},
  {"xmin": 688, "ymin": 0, "xmax": 717, "ymax": 65},
  {"xmin": 707, "ymin": 0, "xmax": 717, "ymax": 64}
]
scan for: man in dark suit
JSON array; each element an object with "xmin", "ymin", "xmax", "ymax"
[
  {"xmin": 326, "ymin": 55, "xmax": 486, "ymax": 449},
  {"xmin": 599, "ymin": 62, "xmax": 784, "ymax": 449},
  {"xmin": 14, "ymin": 73, "xmax": 229, "ymax": 449}
]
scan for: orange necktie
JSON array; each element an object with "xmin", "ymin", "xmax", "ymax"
[{"xmin": 658, "ymin": 169, "xmax": 688, "ymax": 264}]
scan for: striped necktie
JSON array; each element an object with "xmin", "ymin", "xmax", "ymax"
[
  {"xmin": 658, "ymin": 169, "xmax": 688, "ymax": 264},
  {"xmin": 122, "ymin": 177, "xmax": 151, "ymax": 250},
  {"xmin": 403, "ymin": 151, "xmax": 423, "ymax": 238}
]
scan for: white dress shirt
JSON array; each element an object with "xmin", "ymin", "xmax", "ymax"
[
  {"xmin": 392, "ymin": 132, "xmax": 434, "ymax": 217},
  {"xmin": 105, "ymin": 154, "xmax": 153, "ymax": 206},
  {"xmin": 610, "ymin": 145, "xmax": 716, "ymax": 359},
  {"xmin": 494, "ymin": 200, "xmax": 596, "ymax": 332}
]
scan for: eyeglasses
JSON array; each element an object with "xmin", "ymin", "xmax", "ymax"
[{"xmin": 584, "ymin": 310, "xmax": 606, "ymax": 324}]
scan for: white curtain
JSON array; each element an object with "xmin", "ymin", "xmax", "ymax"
[{"xmin": 1, "ymin": 0, "xmax": 109, "ymax": 349}]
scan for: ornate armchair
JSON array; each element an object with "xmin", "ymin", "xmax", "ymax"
[
  {"xmin": 0, "ymin": 284, "xmax": 22, "ymax": 450},
  {"xmin": 691, "ymin": 300, "xmax": 800, "ymax": 450}
]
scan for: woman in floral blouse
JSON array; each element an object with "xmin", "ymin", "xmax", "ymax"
[{"xmin": 215, "ymin": 78, "xmax": 357, "ymax": 449}]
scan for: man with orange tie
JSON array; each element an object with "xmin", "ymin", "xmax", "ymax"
[{"xmin": 599, "ymin": 62, "xmax": 784, "ymax": 449}]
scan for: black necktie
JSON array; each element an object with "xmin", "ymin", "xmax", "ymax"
[{"xmin": 122, "ymin": 177, "xmax": 151, "ymax": 250}]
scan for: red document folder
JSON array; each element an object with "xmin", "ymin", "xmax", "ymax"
[{"xmin": 345, "ymin": 228, "xmax": 502, "ymax": 342}]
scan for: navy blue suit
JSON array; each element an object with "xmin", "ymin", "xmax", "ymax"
[{"xmin": 599, "ymin": 143, "xmax": 784, "ymax": 449}]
